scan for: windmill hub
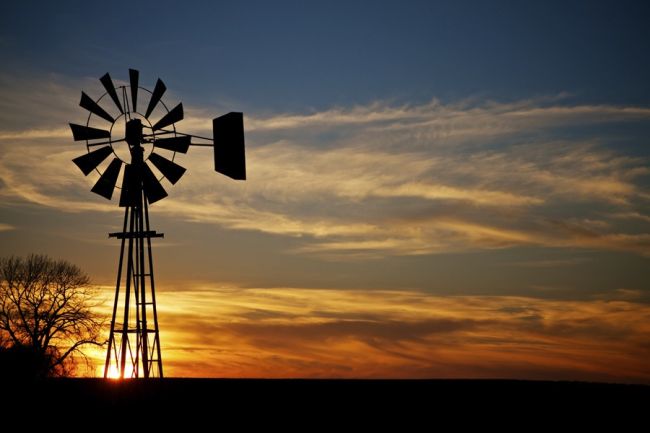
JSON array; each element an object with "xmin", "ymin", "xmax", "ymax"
[
  {"xmin": 69, "ymin": 69, "xmax": 246, "ymax": 379},
  {"xmin": 109, "ymin": 114, "xmax": 154, "ymax": 164},
  {"xmin": 125, "ymin": 118, "xmax": 144, "ymax": 149}
]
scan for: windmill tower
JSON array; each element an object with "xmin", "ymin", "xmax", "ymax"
[{"xmin": 70, "ymin": 69, "xmax": 246, "ymax": 378}]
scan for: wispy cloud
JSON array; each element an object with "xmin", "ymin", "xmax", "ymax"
[
  {"xmin": 504, "ymin": 257, "xmax": 591, "ymax": 268},
  {"xmin": 85, "ymin": 286, "xmax": 650, "ymax": 382},
  {"xmin": 0, "ymin": 223, "xmax": 14, "ymax": 232},
  {"xmin": 1, "ymin": 74, "xmax": 649, "ymax": 258},
  {"xmin": 0, "ymin": 127, "xmax": 71, "ymax": 140},
  {"xmin": 611, "ymin": 212, "xmax": 650, "ymax": 224},
  {"xmin": 245, "ymin": 97, "xmax": 650, "ymax": 133}
]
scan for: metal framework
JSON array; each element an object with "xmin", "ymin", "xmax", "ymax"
[
  {"xmin": 70, "ymin": 69, "xmax": 246, "ymax": 379},
  {"xmin": 105, "ymin": 174, "xmax": 164, "ymax": 378}
]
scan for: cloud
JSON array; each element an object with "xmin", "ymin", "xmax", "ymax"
[
  {"xmin": 85, "ymin": 286, "xmax": 650, "ymax": 382},
  {"xmin": 245, "ymin": 97, "xmax": 650, "ymax": 134},
  {"xmin": 1, "ymin": 73, "xmax": 649, "ymax": 258},
  {"xmin": 611, "ymin": 212, "xmax": 650, "ymax": 224},
  {"xmin": 0, "ymin": 127, "xmax": 71, "ymax": 140},
  {"xmin": 504, "ymin": 257, "xmax": 591, "ymax": 268}
]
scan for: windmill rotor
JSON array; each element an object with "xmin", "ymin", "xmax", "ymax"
[
  {"xmin": 73, "ymin": 70, "xmax": 182, "ymax": 203},
  {"xmin": 71, "ymin": 68, "xmax": 245, "ymax": 203}
]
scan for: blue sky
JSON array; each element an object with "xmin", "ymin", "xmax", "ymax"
[
  {"xmin": 4, "ymin": 0, "xmax": 650, "ymax": 109},
  {"xmin": 1, "ymin": 1, "xmax": 650, "ymax": 380}
]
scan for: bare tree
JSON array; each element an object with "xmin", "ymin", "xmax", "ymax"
[{"xmin": 0, "ymin": 254, "xmax": 104, "ymax": 377}]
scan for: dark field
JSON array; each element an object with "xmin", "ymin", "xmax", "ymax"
[{"xmin": 4, "ymin": 378, "xmax": 647, "ymax": 421}]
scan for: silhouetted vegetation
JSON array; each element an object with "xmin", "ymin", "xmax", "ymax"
[{"xmin": 0, "ymin": 254, "xmax": 104, "ymax": 378}]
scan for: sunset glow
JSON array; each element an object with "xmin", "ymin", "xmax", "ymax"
[{"xmin": 78, "ymin": 286, "xmax": 650, "ymax": 383}]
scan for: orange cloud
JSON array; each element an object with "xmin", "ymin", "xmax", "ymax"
[{"xmin": 84, "ymin": 287, "xmax": 650, "ymax": 383}]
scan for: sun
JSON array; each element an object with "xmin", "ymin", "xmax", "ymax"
[{"xmin": 101, "ymin": 363, "xmax": 135, "ymax": 380}]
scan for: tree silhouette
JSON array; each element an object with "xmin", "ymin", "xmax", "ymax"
[{"xmin": 0, "ymin": 254, "xmax": 104, "ymax": 377}]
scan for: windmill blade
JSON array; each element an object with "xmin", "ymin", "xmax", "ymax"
[
  {"xmin": 141, "ymin": 162, "xmax": 168, "ymax": 204},
  {"xmin": 148, "ymin": 152, "xmax": 186, "ymax": 184},
  {"xmin": 213, "ymin": 112, "xmax": 246, "ymax": 180},
  {"xmin": 72, "ymin": 145, "xmax": 113, "ymax": 175},
  {"xmin": 100, "ymin": 73, "xmax": 124, "ymax": 114},
  {"xmin": 90, "ymin": 158, "xmax": 122, "ymax": 200},
  {"xmin": 145, "ymin": 79, "xmax": 167, "ymax": 119},
  {"xmin": 70, "ymin": 123, "xmax": 111, "ymax": 141},
  {"xmin": 119, "ymin": 164, "xmax": 139, "ymax": 207},
  {"xmin": 152, "ymin": 103, "xmax": 183, "ymax": 130},
  {"xmin": 129, "ymin": 68, "xmax": 139, "ymax": 113},
  {"xmin": 80, "ymin": 92, "xmax": 115, "ymax": 123},
  {"xmin": 153, "ymin": 136, "xmax": 190, "ymax": 153}
]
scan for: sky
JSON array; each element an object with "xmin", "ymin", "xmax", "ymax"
[{"xmin": 1, "ymin": 0, "xmax": 649, "ymax": 382}]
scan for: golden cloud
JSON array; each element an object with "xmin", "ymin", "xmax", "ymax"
[
  {"xmin": 1, "ymin": 76, "xmax": 649, "ymax": 259},
  {"xmin": 82, "ymin": 286, "xmax": 650, "ymax": 383}
]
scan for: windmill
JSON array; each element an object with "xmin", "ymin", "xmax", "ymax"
[{"xmin": 70, "ymin": 69, "xmax": 245, "ymax": 378}]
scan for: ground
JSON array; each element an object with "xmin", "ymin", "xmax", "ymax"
[{"xmin": 3, "ymin": 378, "xmax": 647, "ymax": 424}]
